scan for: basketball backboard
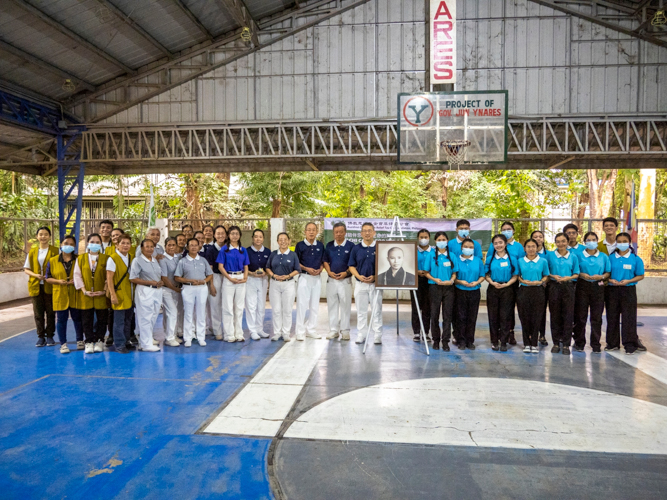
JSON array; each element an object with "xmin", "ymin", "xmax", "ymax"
[{"xmin": 397, "ymin": 90, "xmax": 508, "ymax": 166}]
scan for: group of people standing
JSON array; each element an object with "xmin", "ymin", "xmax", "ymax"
[{"xmin": 24, "ymin": 217, "xmax": 645, "ymax": 356}]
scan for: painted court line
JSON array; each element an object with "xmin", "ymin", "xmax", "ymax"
[
  {"xmin": 608, "ymin": 351, "xmax": 667, "ymax": 387},
  {"xmin": 202, "ymin": 338, "xmax": 328, "ymax": 437}
]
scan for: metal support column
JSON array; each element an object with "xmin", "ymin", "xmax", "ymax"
[{"xmin": 56, "ymin": 128, "xmax": 85, "ymax": 242}]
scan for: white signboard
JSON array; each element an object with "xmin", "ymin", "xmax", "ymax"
[{"xmin": 430, "ymin": 0, "xmax": 456, "ymax": 84}]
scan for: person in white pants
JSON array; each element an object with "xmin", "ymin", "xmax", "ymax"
[
  {"xmin": 159, "ymin": 237, "xmax": 183, "ymax": 347},
  {"xmin": 205, "ymin": 226, "xmax": 226, "ymax": 340},
  {"xmin": 323, "ymin": 222, "xmax": 355, "ymax": 340},
  {"xmin": 175, "ymin": 238, "xmax": 213, "ymax": 347},
  {"xmin": 246, "ymin": 229, "xmax": 271, "ymax": 340},
  {"xmin": 217, "ymin": 225, "xmax": 250, "ymax": 342},
  {"xmin": 295, "ymin": 223, "xmax": 325, "ymax": 341},
  {"xmin": 266, "ymin": 233, "xmax": 301, "ymax": 341},
  {"xmin": 129, "ymin": 239, "xmax": 164, "ymax": 352},
  {"xmin": 349, "ymin": 223, "xmax": 382, "ymax": 344}
]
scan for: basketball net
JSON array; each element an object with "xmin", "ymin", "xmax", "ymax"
[{"xmin": 440, "ymin": 140, "xmax": 470, "ymax": 169}]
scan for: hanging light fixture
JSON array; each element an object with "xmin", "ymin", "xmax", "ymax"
[
  {"xmin": 241, "ymin": 27, "xmax": 252, "ymax": 42},
  {"xmin": 652, "ymin": 10, "xmax": 666, "ymax": 26},
  {"xmin": 62, "ymin": 79, "xmax": 76, "ymax": 92}
]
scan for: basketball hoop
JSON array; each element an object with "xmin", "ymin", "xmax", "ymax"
[{"xmin": 440, "ymin": 140, "xmax": 470, "ymax": 169}]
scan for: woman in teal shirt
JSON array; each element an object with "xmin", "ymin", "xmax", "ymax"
[
  {"xmin": 485, "ymin": 234, "xmax": 519, "ymax": 352},
  {"xmin": 424, "ymin": 231, "xmax": 458, "ymax": 351},
  {"xmin": 573, "ymin": 231, "xmax": 611, "ymax": 353},
  {"xmin": 605, "ymin": 232, "xmax": 645, "ymax": 355},
  {"xmin": 530, "ymin": 229, "xmax": 549, "ymax": 346},
  {"xmin": 546, "ymin": 233, "xmax": 580, "ymax": 355},
  {"xmin": 516, "ymin": 239, "xmax": 550, "ymax": 353},
  {"xmin": 412, "ymin": 229, "xmax": 432, "ymax": 343},
  {"xmin": 454, "ymin": 239, "xmax": 485, "ymax": 350}
]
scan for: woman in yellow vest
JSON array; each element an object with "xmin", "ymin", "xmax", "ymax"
[
  {"xmin": 45, "ymin": 234, "xmax": 84, "ymax": 354},
  {"xmin": 104, "ymin": 228, "xmax": 137, "ymax": 347},
  {"xmin": 106, "ymin": 234, "xmax": 135, "ymax": 354},
  {"xmin": 23, "ymin": 226, "xmax": 59, "ymax": 347},
  {"xmin": 74, "ymin": 233, "xmax": 109, "ymax": 354}
]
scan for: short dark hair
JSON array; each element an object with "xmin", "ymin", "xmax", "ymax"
[
  {"xmin": 277, "ymin": 232, "xmax": 290, "ymax": 241},
  {"xmin": 118, "ymin": 234, "xmax": 132, "ymax": 244},
  {"xmin": 111, "ymin": 228, "xmax": 125, "ymax": 234},
  {"xmin": 36, "ymin": 226, "xmax": 51, "ymax": 236},
  {"xmin": 417, "ymin": 228, "xmax": 430, "ymax": 237},
  {"xmin": 530, "ymin": 230, "xmax": 544, "ymax": 239},
  {"xmin": 332, "ymin": 222, "xmax": 346, "ymax": 231},
  {"xmin": 361, "ymin": 222, "xmax": 374, "ymax": 230},
  {"xmin": 182, "ymin": 223, "xmax": 194, "ymax": 231},
  {"xmin": 501, "ymin": 221, "xmax": 515, "ymax": 230},
  {"xmin": 193, "ymin": 231, "xmax": 204, "ymax": 237},
  {"xmin": 186, "ymin": 237, "xmax": 199, "ymax": 248},
  {"xmin": 563, "ymin": 223, "xmax": 579, "ymax": 233},
  {"xmin": 99, "ymin": 219, "xmax": 114, "ymax": 228},
  {"xmin": 583, "ymin": 231, "xmax": 598, "ymax": 241},
  {"xmin": 86, "ymin": 232, "xmax": 101, "ymax": 242},
  {"xmin": 140, "ymin": 238, "xmax": 155, "ymax": 249},
  {"xmin": 603, "ymin": 217, "xmax": 618, "ymax": 227},
  {"xmin": 523, "ymin": 238, "xmax": 538, "ymax": 249},
  {"xmin": 164, "ymin": 237, "xmax": 177, "ymax": 246},
  {"xmin": 252, "ymin": 229, "xmax": 264, "ymax": 237},
  {"xmin": 456, "ymin": 219, "xmax": 470, "ymax": 228},
  {"xmin": 61, "ymin": 234, "xmax": 77, "ymax": 245},
  {"xmin": 554, "ymin": 232, "xmax": 568, "ymax": 243},
  {"xmin": 305, "ymin": 222, "xmax": 318, "ymax": 230}
]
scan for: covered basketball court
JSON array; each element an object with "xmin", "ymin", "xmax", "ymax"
[{"xmin": 1, "ymin": 0, "xmax": 667, "ymax": 499}]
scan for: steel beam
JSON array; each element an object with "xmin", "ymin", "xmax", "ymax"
[
  {"xmin": 0, "ymin": 88, "xmax": 68, "ymax": 134},
  {"xmin": 95, "ymin": 0, "xmax": 173, "ymax": 57},
  {"xmin": 8, "ymin": 0, "xmax": 135, "ymax": 75},
  {"xmin": 57, "ymin": 130, "xmax": 85, "ymax": 242},
  {"xmin": 0, "ymin": 40, "xmax": 95, "ymax": 92},
  {"xmin": 173, "ymin": 0, "xmax": 214, "ymax": 40}
]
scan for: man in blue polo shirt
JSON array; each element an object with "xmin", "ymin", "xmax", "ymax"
[
  {"xmin": 447, "ymin": 219, "xmax": 482, "ymax": 258},
  {"xmin": 323, "ymin": 222, "xmax": 355, "ymax": 340},
  {"xmin": 295, "ymin": 222, "xmax": 325, "ymax": 341},
  {"xmin": 349, "ymin": 222, "xmax": 382, "ymax": 344}
]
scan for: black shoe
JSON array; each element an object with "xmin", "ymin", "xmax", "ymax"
[
  {"xmin": 625, "ymin": 346, "xmax": 636, "ymax": 355},
  {"xmin": 592, "ymin": 346, "xmax": 601, "ymax": 353},
  {"xmin": 458, "ymin": 342, "xmax": 466, "ymax": 350},
  {"xmin": 539, "ymin": 335, "xmax": 548, "ymax": 346},
  {"xmin": 508, "ymin": 332, "xmax": 517, "ymax": 345},
  {"xmin": 491, "ymin": 342, "xmax": 499, "ymax": 351},
  {"xmin": 125, "ymin": 343, "xmax": 137, "ymax": 350},
  {"xmin": 413, "ymin": 334, "xmax": 420, "ymax": 342},
  {"xmin": 573, "ymin": 344, "xmax": 584, "ymax": 352},
  {"xmin": 442, "ymin": 342, "xmax": 450, "ymax": 352},
  {"xmin": 433, "ymin": 340, "xmax": 440, "ymax": 350},
  {"xmin": 551, "ymin": 345, "xmax": 560, "ymax": 354},
  {"xmin": 105, "ymin": 337, "xmax": 114, "ymax": 346},
  {"xmin": 500, "ymin": 343, "xmax": 507, "ymax": 352},
  {"xmin": 115, "ymin": 346, "xmax": 129, "ymax": 354},
  {"xmin": 562, "ymin": 346, "xmax": 571, "ymax": 355},
  {"xmin": 36, "ymin": 337, "xmax": 46, "ymax": 347},
  {"xmin": 129, "ymin": 335, "xmax": 138, "ymax": 344},
  {"xmin": 604, "ymin": 345, "xmax": 620, "ymax": 351},
  {"xmin": 451, "ymin": 338, "xmax": 457, "ymax": 345},
  {"xmin": 468, "ymin": 343, "xmax": 476, "ymax": 350},
  {"xmin": 46, "ymin": 337, "xmax": 55, "ymax": 346},
  {"xmin": 636, "ymin": 339, "xmax": 647, "ymax": 352}
]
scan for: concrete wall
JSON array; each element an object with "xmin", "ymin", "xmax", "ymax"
[{"xmin": 0, "ymin": 272, "xmax": 29, "ymax": 303}]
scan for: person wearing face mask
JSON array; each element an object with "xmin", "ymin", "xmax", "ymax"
[
  {"xmin": 499, "ymin": 222, "xmax": 525, "ymax": 346},
  {"xmin": 454, "ymin": 239, "xmax": 485, "ymax": 350},
  {"xmin": 485, "ymin": 234, "xmax": 519, "ymax": 352},
  {"xmin": 45, "ymin": 235, "xmax": 84, "ymax": 354},
  {"xmin": 410, "ymin": 229, "xmax": 433, "ymax": 343},
  {"xmin": 516, "ymin": 239, "xmax": 550, "ymax": 353},
  {"xmin": 605, "ymin": 233, "xmax": 645, "ymax": 355},
  {"xmin": 424, "ymin": 232, "xmax": 458, "ymax": 351},
  {"xmin": 546, "ymin": 233, "xmax": 580, "ymax": 354},
  {"xmin": 530, "ymin": 230, "xmax": 549, "ymax": 346},
  {"xmin": 572, "ymin": 232, "xmax": 611, "ymax": 353},
  {"xmin": 24, "ymin": 226, "xmax": 59, "ymax": 348},
  {"xmin": 73, "ymin": 234, "xmax": 109, "ymax": 354},
  {"xmin": 448, "ymin": 220, "xmax": 482, "ymax": 345}
]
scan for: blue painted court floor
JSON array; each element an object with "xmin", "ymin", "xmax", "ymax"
[{"xmin": 1, "ymin": 303, "xmax": 667, "ymax": 499}]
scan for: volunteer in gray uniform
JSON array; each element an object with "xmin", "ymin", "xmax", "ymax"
[
  {"xmin": 146, "ymin": 227, "xmax": 165, "ymax": 257},
  {"xmin": 160, "ymin": 237, "xmax": 183, "ymax": 347},
  {"xmin": 129, "ymin": 239, "xmax": 164, "ymax": 352},
  {"xmin": 266, "ymin": 232, "xmax": 301, "ymax": 342}
]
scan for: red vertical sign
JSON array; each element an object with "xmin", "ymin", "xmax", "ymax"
[{"xmin": 430, "ymin": 0, "xmax": 456, "ymax": 84}]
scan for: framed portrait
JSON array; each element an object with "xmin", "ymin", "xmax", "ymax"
[{"xmin": 375, "ymin": 240, "xmax": 418, "ymax": 290}]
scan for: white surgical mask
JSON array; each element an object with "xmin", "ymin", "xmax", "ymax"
[
  {"xmin": 458, "ymin": 229, "xmax": 469, "ymax": 238},
  {"xmin": 419, "ymin": 238, "xmax": 429, "ymax": 246},
  {"xmin": 61, "ymin": 245, "xmax": 75, "ymax": 254},
  {"xmin": 436, "ymin": 241, "xmax": 447, "ymax": 250},
  {"xmin": 461, "ymin": 247, "xmax": 474, "ymax": 257}
]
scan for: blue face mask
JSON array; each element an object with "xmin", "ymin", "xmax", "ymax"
[
  {"xmin": 585, "ymin": 241, "xmax": 598, "ymax": 250},
  {"xmin": 616, "ymin": 243, "xmax": 630, "ymax": 252},
  {"xmin": 501, "ymin": 230, "xmax": 513, "ymax": 240},
  {"xmin": 87, "ymin": 243, "xmax": 102, "ymax": 253},
  {"xmin": 458, "ymin": 229, "xmax": 469, "ymax": 238},
  {"xmin": 61, "ymin": 245, "xmax": 75, "ymax": 254},
  {"xmin": 461, "ymin": 247, "xmax": 474, "ymax": 257},
  {"xmin": 436, "ymin": 241, "xmax": 447, "ymax": 250}
]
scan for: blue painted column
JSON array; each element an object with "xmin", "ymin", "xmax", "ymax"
[{"xmin": 56, "ymin": 129, "xmax": 85, "ymax": 243}]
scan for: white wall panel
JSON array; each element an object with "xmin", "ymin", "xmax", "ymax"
[{"xmin": 98, "ymin": 0, "xmax": 667, "ymax": 125}]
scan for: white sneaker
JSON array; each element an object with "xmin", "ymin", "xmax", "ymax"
[
  {"xmin": 341, "ymin": 331, "xmax": 350, "ymax": 341},
  {"xmin": 296, "ymin": 335, "xmax": 305, "ymax": 341},
  {"xmin": 153, "ymin": 339, "xmax": 159, "ymax": 346},
  {"xmin": 271, "ymin": 334, "xmax": 281, "ymax": 341},
  {"xmin": 184, "ymin": 340, "xmax": 192, "ymax": 347},
  {"xmin": 215, "ymin": 335, "xmax": 223, "ymax": 341},
  {"xmin": 142, "ymin": 345, "xmax": 160, "ymax": 352},
  {"xmin": 225, "ymin": 337, "xmax": 236, "ymax": 343},
  {"xmin": 306, "ymin": 332, "xmax": 321, "ymax": 339},
  {"xmin": 250, "ymin": 332, "xmax": 260, "ymax": 341},
  {"xmin": 531, "ymin": 346, "xmax": 539, "ymax": 353},
  {"xmin": 355, "ymin": 336, "xmax": 366, "ymax": 344},
  {"xmin": 374, "ymin": 336, "xmax": 382, "ymax": 345},
  {"xmin": 177, "ymin": 337, "xmax": 184, "ymax": 344},
  {"xmin": 76, "ymin": 341, "xmax": 85, "ymax": 350},
  {"xmin": 523, "ymin": 346, "xmax": 531, "ymax": 353},
  {"xmin": 326, "ymin": 331, "xmax": 340, "ymax": 340},
  {"xmin": 235, "ymin": 335, "xmax": 245, "ymax": 342},
  {"xmin": 283, "ymin": 335, "xmax": 291, "ymax": 342},
  {"xmin": 60, "ymin": 344, "xmax": 70, "ymax": 354},
  {"xmin": 258, "ymin": 331, "xmax": 270, "ymax": 338},
  {"xmin": 199, "ymin": 340, "xmax": 207, "ymax": 347},
  {"xmin": 84, "ymin": 343, "xmax": 94, "ymax": 354},
  {"xmin": 165, "ymin": 339, "xmax": 180, "ymax": 347},
  {"xmin": 94, "ymin": 341, "xmax": 105, "ymax": 353}
]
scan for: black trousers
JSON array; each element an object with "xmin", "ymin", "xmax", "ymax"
[
  {"xmin": 508, "ymin": 281, "xmax": 519, "ymax": 334},
  {"xmin": 538, "ymin": 298, "xmax": 548, "ymax": 337},
  {"xmin": 517, "ymin": 286, "xmax": 546, "ymax": 347},
  {"xmin": 31, "ymin": 284, "xmax": 55, "ymax": 338},
  {"xmin": 411, "ymin": 276, "xmax": 431, "ymax": 335},
  {"xmin": 548, "ymin": 281, "xmax": 575, "ymax": 346},
  {"xmin": 572, "ymin": 280, "xmax": 605, "ymax": 348},
  {"xmin": 605, "ymin": 286, "xmax": 638, "ymax": 350},
  {"xmin": 429, "ymin": 284, "xmax": 455, "ymax": 343},
  {"xmin": 487, "ymin": 285, "xmax": 515, "ymax": 345},
  {"xmin": 456, "ymin": 288, "xmax": 481, "ymax": 346},
  {"xmin": 81, "ymin": 308, "xmax": 109, "ymax": 343}
]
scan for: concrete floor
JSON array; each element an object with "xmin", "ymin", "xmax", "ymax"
[{"xmin": 1, "ymin": 300, "xmax": 666, "ymax": 499}]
